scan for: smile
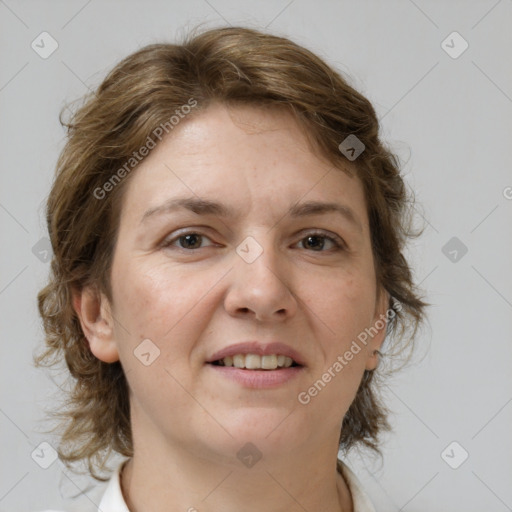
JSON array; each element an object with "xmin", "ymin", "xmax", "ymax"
[{"xmin": 210, "ymin": 353, "xmax": 299, "ymax": 370}]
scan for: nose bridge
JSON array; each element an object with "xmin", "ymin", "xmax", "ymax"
[
  {"xmin": 236, "ymin": 233, "xmax": 281, "ymax": 284},
  {"xmin": 225, "ymin": 231, "xmax": 297, "ymax": 321}
]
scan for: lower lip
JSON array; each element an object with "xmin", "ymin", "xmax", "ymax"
[{"xmin": 207, "ymin": 364, "xmax": 303, "ymax": 389}]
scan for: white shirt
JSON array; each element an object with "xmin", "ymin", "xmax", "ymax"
[{"xmin": 41, "ymin": 459, "xmax": 376, "ymax": 512}]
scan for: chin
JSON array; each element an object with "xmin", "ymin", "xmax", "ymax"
[{"xmin": 213, "ymin": 406, "xmax": 312, "ymax": 451}]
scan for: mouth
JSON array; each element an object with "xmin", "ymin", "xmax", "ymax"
[
  {"xmin": 206, "ymin": 342, "xmax": 305, "ymax": 388},
  {"xmin": 209, "ymin": 354, "xmax": 302, "ymax": 370}
]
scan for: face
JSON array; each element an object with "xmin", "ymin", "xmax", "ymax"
[{"xmin": 88, "ymin": 102, "xmax": 387, "ymax": 465}]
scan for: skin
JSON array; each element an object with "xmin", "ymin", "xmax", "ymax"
[{"xmin": 73, "ymin": 102, "xmax": 388, "ymax": 512}]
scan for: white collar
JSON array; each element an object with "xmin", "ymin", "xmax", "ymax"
[
  {"xmin": 337, "ymin": 460, "xmax": 377, "ymax": 512},
  {"xmin": 97, "ymin": 460, "xmax": 130, "ymax": 512},
  {"xmin": 98, "ymin": 459, "xmax": 376, "ymax": 512}
]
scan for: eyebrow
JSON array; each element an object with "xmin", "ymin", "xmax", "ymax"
[{"xmin": 140, "ymin": 197, "xmax": 362, "ymax": 231}]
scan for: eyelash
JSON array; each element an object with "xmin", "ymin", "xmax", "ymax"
[{"xmin": 161, "ymin": 230, "xmax": 346, "ymax": 253}]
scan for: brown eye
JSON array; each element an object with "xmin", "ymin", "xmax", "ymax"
[
  {"xmin": 177, "ymin": 234, "xmax": 203, "ymax": 249},
  {"xmin": 163, "ymin": 232, "xmax": 214, "ymax": 250},
  {"xmin": 297, "ymin": 232, "xmax": 344, "ymax": 252}
]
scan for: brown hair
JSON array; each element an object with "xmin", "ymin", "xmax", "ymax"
[{"xmin": 36, "ymin": 25, "xmax": 427, "ymax": 480}]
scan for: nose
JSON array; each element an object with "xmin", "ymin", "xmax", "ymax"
[{"xmin": 224, "ymin": 238, "xmax": 298, "ymax": 323}]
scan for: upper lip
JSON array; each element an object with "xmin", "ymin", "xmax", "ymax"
[{"xmin": 206, "ymin": 341, "xmax": 306, "ymax": 366}]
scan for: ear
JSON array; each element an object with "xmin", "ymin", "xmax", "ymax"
[
  {"xmin": 71, "ymin": 285, "xmax": 119, "ymax": 363},
  {"xmin": 364, "ymin": 288, "xmax": 390, "ymax": 371}
]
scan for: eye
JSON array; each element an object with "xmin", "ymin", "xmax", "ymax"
[
  {"xmin": 162, "ymin": 231, "xmax": 214, "ymax": 250},
  {"xmin": 161, "ymin": 230, "xmax": 345, "ymax": 252},
  {"xmin": 296, "ymin": 232, "xmax": 345, "ymax": 252}
]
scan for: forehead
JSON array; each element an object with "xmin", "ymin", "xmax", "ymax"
[
  {"xmin": 118, "ymin": 102, "xmax": 367, "ymax": 229},
  {"xmin": 150, "ymin": 102, "xmax": 338, "ymax": 165}
]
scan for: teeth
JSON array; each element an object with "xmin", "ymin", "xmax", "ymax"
[
  {"xmin": 218, "ymin": 354, "xmax": 295, "ymax": 370},
  {"xmin": 262, "ymin": 354, "xmax": 277, "ymax": 369},
  {"xmin": 245, "ymin": 354, "xmax": 261, "ymax": 369},
  {"xmin": 233, "ymin": 354, "xmax": 245, "ymax": 368}
]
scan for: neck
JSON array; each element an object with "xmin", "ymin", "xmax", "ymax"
[{"xmin": 120, "ymin": 440, "xmax": 353, "ymax": 512}]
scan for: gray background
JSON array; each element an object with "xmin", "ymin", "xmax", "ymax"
[{"xmin": 1, "ymin": 1, "xmax": 511, "ymax": 511}]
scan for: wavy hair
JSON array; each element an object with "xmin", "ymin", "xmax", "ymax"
[{"xmin": 35, "ymin": 25, "xmax": 427, "ymax": 480}]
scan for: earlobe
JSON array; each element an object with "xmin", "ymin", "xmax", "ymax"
[
  {"xmin": 364, "ymin": 289, "xmax": 390, "ymax": 371},
  {"xmin": 365, "ymin": 348, "xmax": 383, "ymax": 371},
  {"xmin": 71, "ymin": 285, "xmax": 120, "ymax": 363}
]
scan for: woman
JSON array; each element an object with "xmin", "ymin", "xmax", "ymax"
[{"xmin": 37, "ymin": 25, "xmax": 426, "ymax": 512}]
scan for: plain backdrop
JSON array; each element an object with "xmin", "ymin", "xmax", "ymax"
[{"xmin": 1, "ymin": 1, "xmax": 511, "ymax": 511}]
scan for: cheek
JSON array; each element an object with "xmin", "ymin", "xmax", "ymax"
[
  {"xmin": 305, "ymin": 278, "xmax": 372, "ymax": 413},
  {"xmin": 112, "ymin": 260, "xmax": 195, "ymax": 332},
  {"xmin": 310, "ymin": 272, "xmax": 376, "ymax": 401},
  {"xmin": 111, "ymin": 259, "xmax": 223, "ymax": 368},
  {"xmin": 110, "ymin": 261, "xmax": 204, "ymax": 420},
  {"xmin": 319, "ymin": 272, "xmax": 376, "ymax": 339}
]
